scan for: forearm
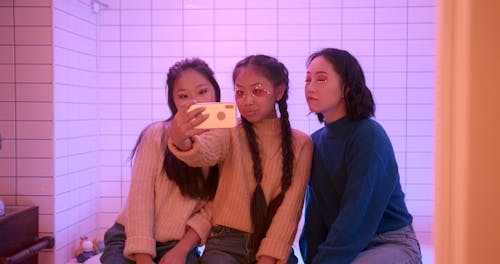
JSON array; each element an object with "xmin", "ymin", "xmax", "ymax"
[
  {"xmin": 257, "ymin": 255, "xmax": 277, "ymax": 264},
  {"xmin": 134, "ymin": 253, "xmax": 154, "ymax": 264},
  {"xmin": 173, "ymin": 227, "xmax": 201, "ymax": 255}
]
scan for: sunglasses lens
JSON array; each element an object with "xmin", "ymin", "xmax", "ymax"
[{"xmin": 252, "ymin": 88, "xmax": 269, "ymax": 97}]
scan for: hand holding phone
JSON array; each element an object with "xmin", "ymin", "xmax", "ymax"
[{"xmin": 188, "ymin": 102, "xmax": 237, "ymax": 129}]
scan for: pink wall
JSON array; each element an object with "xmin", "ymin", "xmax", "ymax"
[
  {"xmin": 0, "ymin": 0, "xmax": 436, "ymax": 263},
  {"xmin": 0, "ymin": 0, "xmax": 55, "ymax": 262}
]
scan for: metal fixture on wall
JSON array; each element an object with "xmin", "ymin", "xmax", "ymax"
[{"xmin": 88, "ymin": 0, "xmax": 109, "ymax": 13}]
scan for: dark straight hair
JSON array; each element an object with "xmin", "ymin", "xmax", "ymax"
[
  {"xmin": 307, "ymin": 48, "xmax": 375, "ymax": 122},
  {"xmin": 233, "ymin": 55, "xmax": 295, "ymax": 250},
  {"xmin": 130, "ymin": 58, "xmax": 221, "ymax": 200}
]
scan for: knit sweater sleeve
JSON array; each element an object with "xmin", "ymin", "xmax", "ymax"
[
  {"xmin": 167, "ymin": 128, "xmax": 231, "ymax": 167},
  {"xmin": 257, "ymin": 132, "xmax": 313, "ymax": 263},
  {"xmin": 186, "ymin": 203, "xmax": 213, "ymax": 244},
  {"xmin": 123, "ymin": 124, "xmax": 162, "ymax": 259},
  {"xmin": 313, "ymin": 124, "xmax": 399, "ymax": 264}
]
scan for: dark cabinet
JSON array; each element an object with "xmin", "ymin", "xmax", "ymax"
[{"xmin": 0, "ymin": 206, "xmax": 48, "ymax": 264}]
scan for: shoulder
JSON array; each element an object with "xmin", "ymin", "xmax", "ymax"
[
  {"xmin": 310, "ymin": 126, "xmax": 325, "ymax": 141},
  {"xmin": 291, "ymin": 128, "xmax": 313, "ymax": 149},
  {"xmin": 142, "ymin": 121, "xmax": 167, "ymax": 136},
  {"xmin": 354, "ymin": 119, "xmax": 390, "ymax": 142},
  {"xmin": 349, "ymin": 119, "xmax": 394, "ymax": 156},
  {"xmin": 137, "ymin": 121, "xmax": 169, "ymax": 146}
]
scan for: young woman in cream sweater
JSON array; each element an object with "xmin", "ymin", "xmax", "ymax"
[
  {"xmin": 169, "ymin": 55, "xmax": 313, "ymax": 264},
  {"xmin": 100, "ymin": 58, "xmax": 220, "ymax": 264}
]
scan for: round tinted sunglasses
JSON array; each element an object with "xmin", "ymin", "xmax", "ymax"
[{"xmin": 234, "ymin": 83, "xmax": 271, "ymax": 100}]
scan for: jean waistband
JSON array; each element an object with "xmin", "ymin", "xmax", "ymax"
[{"xmin": 211, "ymin": 225, "xmax": 248, "ymax": 234}]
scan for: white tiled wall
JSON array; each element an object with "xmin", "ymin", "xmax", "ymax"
[
  {"xmin": 52, "ymin": 0, "xmax": 100, "ymax": 262},
  {"xmin": 0, "ymin": 0, "xmax": 435, "ymax": 263},
  {"xmin": 96, "ymin": 0, "xmax": 435, "ymax": 247}
]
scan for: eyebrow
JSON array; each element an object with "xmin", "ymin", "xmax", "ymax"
[
  {"xmin": 176, "ymin": 83, "xmax": 209, "ymax": 92},
  {"xmin": 307, "ymin": 70, "xmax": 329, "ymax": 75},
  {"xmin": 235, "ymin": 82, "xmax": 263, "ymax": 88},
  {"xmin": 196, "ymin": 83, "xmax": 210, "ymax": 88}
]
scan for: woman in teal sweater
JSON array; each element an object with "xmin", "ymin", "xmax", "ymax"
[{"xmin": 299, "ymin": 48, "xmax": 422, "ymax": 264}]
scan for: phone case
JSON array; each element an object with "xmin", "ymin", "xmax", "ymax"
[{"xmin": 188, "ymin": 102, "xmax": 237, "ymax": 129}]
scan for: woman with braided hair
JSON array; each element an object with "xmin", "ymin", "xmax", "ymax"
[{"xmin": 168, "ymin": 54, "xmax": 313, "ymax": 263}]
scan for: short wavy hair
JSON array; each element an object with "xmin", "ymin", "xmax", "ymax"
[{"xmin": 307, "ymin": 48, "xmax": 375, "ymax": 122}]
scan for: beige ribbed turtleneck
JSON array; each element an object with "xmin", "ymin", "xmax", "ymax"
[{"xmin": 169, "ymin": 118, "xmax": 313, "ymax": 263}]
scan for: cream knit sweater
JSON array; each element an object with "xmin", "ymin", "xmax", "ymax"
[
  {"xmin": 115, "ymin": 121, "xmax": 211, "ymax": 260},
  {"xmin": 169, "ymin": 118, "xmax": 313, "ymax": 263}
]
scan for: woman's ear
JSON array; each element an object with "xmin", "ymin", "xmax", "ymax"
[{"xmin": 275, "ymin": 84, "xmax": 286, "ymax": 101}]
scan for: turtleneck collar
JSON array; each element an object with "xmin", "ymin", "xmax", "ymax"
[{"xmin": 324, "ymin": 116, "xmax": 351, "ymax": 137}]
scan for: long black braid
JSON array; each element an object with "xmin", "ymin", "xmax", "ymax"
[{"xmin": 234, "ymin": 55, "xmax": 295, "ymax": 250}]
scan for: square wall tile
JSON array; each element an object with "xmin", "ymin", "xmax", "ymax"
[
  {"xmin": 247, "ymin": 0, "xmax": 277, "ymax": 8},
  {"xmin": 183, "ymin": 41, "xmax": 214, "ymax": 57},
  {"xmin": 0, "ymin": 27, "xmax": 14, "ymax": 44},
  {"xmin": 15, "ymin": 26, "xmax": 52, "ymax": 45},
  {"xmin": 247, "ymin": 9, "xmax": 277, "ymax": 25},
  {"xmin": 184, "ymin": 9, "xmax": 214, "ymax": 25},
  {"xmin": 184, "ymin": 26, "xmax": 214, "ymax": 41},
  {"xmin": 121, "ymin": 26, "xmax": 152, "ymax": 41},
  {"xmin": 0, "ymin": 65, "xmax": 14, "ymax": 83},
  {"xmin": 310, "ymin": 8, "xmax": 341, "ymax": 24},
  {"xmin": 98, "ymin": 25, "xmax": 120, "ymax": 41},
  {"xmin": 215, "ymin": 9, "xmax": 245, "ymax": 25},
  {"xmin": 17, "ymin": 121, "xmax": 53, "ymax": 139},
  {"xmin": 14, "ymin": 7, "xmax": 52, "ymax": 25},
  {"xmin": 15, "ymin": 64, "xmax": 53, "ymax": 83},
  {"xmin": 409, "ymin": 6, "xmax": 435, "ymax": 23},
  {"xmin": 39, "ymin": 213, "xmax": 54, "ymax": 232},
  {"xmin": 122, "ymin": 0, "xmax": 151, "ymax": 9},
  {"xmin": 0, "ymin": 46, "xmax": 14, "ymax": 63},
  {"xmin": 152, "ymin": 25, "xmax": 183, "ymax": 41},
  {"xmin": 152, "ymin": 10, "xmax": 182, "ymax": 25},
  {"xmin": 278, "ymin": 25, "xmax": 309, "ymax": 40},
  {"xmin": 0, "ymin": 158, "xmax": 15, "ymax": 176},
  {"xmin": 215, "ymin": 25, "xmax": 246, "ymax": 41},
  {"xmin": 14, "ymin": 0, "xmax": 51, "ymax": 7},
  {"xmin": 376, "ymin": 7, "xmax": 407, "ymax": 23},
  {"xmin": 17, "ymin": 157, "xmax": 54, "ymax": 177},
  {"xmin": 16, "ymin": 83, "xmax": 53, "ymax": 101},
  {"xmin": 121, "ymin": 41, "xmax": 151, "ymax": 57},
  {"xmin": 343, "ymin": 8, "xmax": 374, "ymax": 24},
  {"xmin": 17, "ymin": 139, "xmax": 53, "ymax": 158},
  {"xmin": 100, "ymin": 181, "xmax": 122, "ymax": 197},
  {"xmin": 16, "ymin": 102, "xmax": 53, "ymax": 121},
  {"xmin": 17, "ymin": 176, "xmax": 53, "ymax": 195},
  {"xmin": 121, "ymin": 10, "xmax": 151, "ymax": 25},
  {"xmin": 0, "ymin": 83, "xmax": 15, "ymax": 101},
  {"xmin": 98, "ymin": 9, "xmax": 120, "ymax": 25},
  {"xmin": 0, "ymin": 102, "xmax": 15, "ymax": 120},
  {"xmin": 0, "ymin": 177, "xmax": 15, "ymax": 195},
  {"xmin": 0, "ymin": 7, "xmax": 13, "ymax": 25},
  {"xmin": 279, "ymin": 9, "xmax": 309, "ymax": 24}
]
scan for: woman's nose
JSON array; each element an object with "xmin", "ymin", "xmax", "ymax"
[
  {"xmin": 241, "ymin": 93, "xmax": 254, "ymax": 104},
  {"xmin": 305, "ymin": 84, "xmax": 315, "ymax": 93}
]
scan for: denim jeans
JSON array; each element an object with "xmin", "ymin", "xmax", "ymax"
[
  {"xmin": 100, "ymin": 222, "xmax": 200, "ymax": 264},
  {"xmin": 351, "ymin": 225, "xmax": 422, "ymax": 264},
  {"xmin": 200, "ymin": 225, "xmax": 298, "ymax": 264}
]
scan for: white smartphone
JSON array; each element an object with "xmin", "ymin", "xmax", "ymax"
[{"xmin": 188, "ymin": 102, "xmax": 237, "ymax": 129}]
